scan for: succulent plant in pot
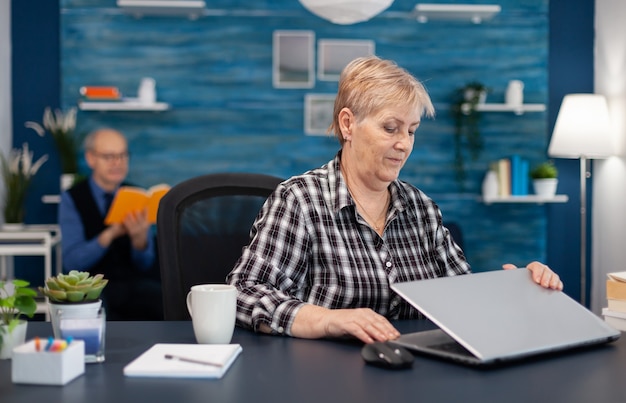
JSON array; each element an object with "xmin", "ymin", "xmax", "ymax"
[
  {"xmin": 39, "ymin": 271, "xmax": 108, "ymax": 339},
  {"xmin": 39, "ymin": 270, "xmax": 108, "ymax": 303}
]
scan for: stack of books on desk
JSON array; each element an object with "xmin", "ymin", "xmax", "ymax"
[{"xmin": 603, "ymin": 272, "xmax": 626, "ymax": 331}]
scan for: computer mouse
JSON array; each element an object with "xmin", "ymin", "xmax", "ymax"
[{"xmin": 361, "ymin": 341, "xmax": 414, "ymax": 369}]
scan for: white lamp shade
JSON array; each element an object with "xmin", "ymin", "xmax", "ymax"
[
  {"xmin": 298, "ymin": 0, "xmax": 394, "ymax": 25},
  {"xmin": 548, "ymin": 94, "xmax": 614, "ymax": 159}
]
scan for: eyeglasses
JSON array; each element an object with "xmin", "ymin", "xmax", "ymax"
[{"xmin": 91, "ymin": 151, "xmax": 130, "ymax": 163}]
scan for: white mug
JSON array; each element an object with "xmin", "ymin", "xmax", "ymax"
[{"xmin": 186, "ymin": 284, "xmax": 237, "ymax": 344}]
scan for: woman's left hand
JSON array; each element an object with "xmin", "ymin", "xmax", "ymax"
[{"xmin": 502, "ymin": 262, "xmax": 563, "ymax": 291}]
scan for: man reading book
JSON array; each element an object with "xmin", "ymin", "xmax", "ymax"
[{"xmin": 58, "ymin": 128, "xmax": 163, "ymax": 320}]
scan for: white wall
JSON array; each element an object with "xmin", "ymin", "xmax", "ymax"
[
  {"xmin": 592, "ymin": 0, "xmax": 626, "ymax": 313},
  {"xmin": 0, "ymin": 0, "xmax": 11, "ymax": 155}
]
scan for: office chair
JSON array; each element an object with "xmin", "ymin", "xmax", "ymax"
[
  {"xmin": 444, "ymin": 222, "xmax": 464, "ymax": 252},
  {"xmin": 156, "ymin": 172, "xmax": 284, "ymax": 320}
]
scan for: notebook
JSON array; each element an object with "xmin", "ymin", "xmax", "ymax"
[
  {"xmin": 390, "ymin": 268, "xmax": 620, "ymax": 366},
  {"xmin": 123, "ymin": 343, "xmax": 242, "ymax": 378}
]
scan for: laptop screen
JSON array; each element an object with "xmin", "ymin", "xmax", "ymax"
[{"xmin": 391, "ymin": 269, "xmax": 620, "ymax": 363}]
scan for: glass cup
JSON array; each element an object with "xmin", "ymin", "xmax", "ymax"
[{"xmin": 53, "ymin": 307, "xmax": 106, "ymax": 363}]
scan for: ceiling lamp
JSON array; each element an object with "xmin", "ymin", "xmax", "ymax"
[{"xmin": 298, "ymin": 0, "xmax": 394, "ymax": 25}]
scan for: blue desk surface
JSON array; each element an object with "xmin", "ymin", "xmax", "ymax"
[{"xmin": 1, "ymin": 320, "xmax": 624, "ymax": 403}]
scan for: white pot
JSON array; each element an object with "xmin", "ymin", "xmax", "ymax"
[
  {"xmin": 0, "ymin": 320, "xmax": 28, "ymax": 359},
  {"xmin": 48, "ymin": 300, "xmax": 102, "ymax": 339},
  {"xmin": 533, "ymin": 178, "xmax": 558, "ymax": 198},
  {"xmin": 60, "ymin": 173, "xmax": 76, "ymax": 192},
  {"xmin": 1, "ymin": 223, "xmax": 24, "ymax": 231}
]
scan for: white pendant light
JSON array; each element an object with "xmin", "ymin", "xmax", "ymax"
[{"xmin": 299, "ymin": 0, "xmax": 394, "ymax": 25}]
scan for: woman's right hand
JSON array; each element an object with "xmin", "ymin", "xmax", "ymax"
[{"xmin": 290, "ymin": 305, "xmax": 400, "ymax": 344}]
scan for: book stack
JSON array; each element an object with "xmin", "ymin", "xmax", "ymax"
[
  {"xmin": 491, "ymin": 155, "xmax": 529, "ymax": 197},
  {"xmin": 602, "ymin": 271, "xmax": 626, "ymax": 331},
  {"xmin": 79, "ymin": 86, "xmax": 122, "ymax": 101}
]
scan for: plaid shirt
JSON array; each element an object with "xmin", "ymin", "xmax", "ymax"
[{"xmin": 227, "ymin": 153, "xmax": 471, "ymax": 335}]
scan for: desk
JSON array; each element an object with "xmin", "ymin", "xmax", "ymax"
[
  {"xmin": 0, "ymin": 225, "xmax": 62, "ymax": 318},
  {"xmin": 0, "ymin": 320, "xmax": 624, "ymax": 402}
]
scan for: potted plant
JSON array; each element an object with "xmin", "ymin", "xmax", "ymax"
[
  {"xmin": 25, "ymin": 107, "xmax": 81, "ymax": 191},
  {"xmin": 1, "ymin": 143, "xmax": 48, "ymax": 227},
  {"xmin": 530, "ymin": 160, "xmax": 558, "ymax": 197},
  {"xmin": 0, "ymin": 279, "xmax": 38, "ymax": 359},
  {"xmin": 451, "ymin": 81, "xmax": 489, "ymax": 189},
  {"xmin": 39, "ymin": 270, "xmax": 108, "ymax": 339}
]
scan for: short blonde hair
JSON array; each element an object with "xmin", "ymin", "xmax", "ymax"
[{"xmin": 329, "ymin": 56, "xmax": 434, "ymax": 146}]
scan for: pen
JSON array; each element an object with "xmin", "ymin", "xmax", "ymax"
[
  {"xmin": 45, "ymin": 337, "xmax": 54, "ymax": 352},
  {"xmin": 35, "ymin": 337, "xmax": 41, "ymax": 352},
  {"xmin": 164, "ymin": 354, "xmax": 223, "ymax": 368}
]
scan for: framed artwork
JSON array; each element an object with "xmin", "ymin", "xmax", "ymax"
[
  {"xmin": 304, "ymin": 94, "xmax": 335, "ymax": 136},
  {"xmin": 273, "ymin": 30, "xmax": 315, "ymax": 89},
  {"xmin": 317, "ymin": 39, "xmax": 375, "ymax": 81}
]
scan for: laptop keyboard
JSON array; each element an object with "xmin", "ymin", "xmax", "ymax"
[{"xmin": 428, "ymin": 341, "xmax": 474, "ymax": 357}]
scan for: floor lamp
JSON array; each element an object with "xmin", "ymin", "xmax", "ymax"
[{"xmin": 548, "ymin": 94, "xmax": 614, "ymax": 307}]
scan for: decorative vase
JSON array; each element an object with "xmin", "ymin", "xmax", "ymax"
[
  {"xmin": 505, "ymin": 80, "xmax": 524, "ymax": 107},
  {"xmin": 0, "ymin": 320, "xmax": 28, "ymax": 359},
  {"xmin": 533, "ymin": 178, "xmax": 558, "ymax": 198},
  {"xmin": 481, "ymin": 170, "xmax": 499, "ymax": 200}
]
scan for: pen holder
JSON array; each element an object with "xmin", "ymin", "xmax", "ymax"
[{"xmin": 12, "ymin": 339, "xmax": 85, "ymax": 385}]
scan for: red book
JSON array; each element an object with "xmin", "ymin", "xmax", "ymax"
[{"xmin": 80, "ymin": 86, "xmax": 121, "ymax": 100}]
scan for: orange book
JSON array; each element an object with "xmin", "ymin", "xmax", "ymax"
[
  {"xmin": 80, "ymin": 86, "xmax": 121, "ymax": 100},
  {"xmin": 104, "ymin": 184, "xmax": 170, "ymax": 225}
]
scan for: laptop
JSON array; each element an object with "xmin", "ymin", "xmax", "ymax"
[{"xmin": 390, "ymin": 268, "xmax": 620, "ymax": 366}]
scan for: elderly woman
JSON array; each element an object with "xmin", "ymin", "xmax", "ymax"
[{"xmin": 227, "ymin": 56, "xmax": 562, "ymax": 344}]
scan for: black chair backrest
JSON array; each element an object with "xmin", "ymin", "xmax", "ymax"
[
  {"xmin": 445, "ymin": 221, "xmax": 464, "ymax": 252},
  {"xmin": 157, "ymin": 172, "xmax": 283, "ymax": 320}
]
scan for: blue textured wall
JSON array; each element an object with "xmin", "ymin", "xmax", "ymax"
[{"xmin": 56, "ymin": 0, "xmax": 550, "ymax": 275}]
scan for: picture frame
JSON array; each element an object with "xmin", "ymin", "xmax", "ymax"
[
  {"xmin": 317, "ymin": 39, "xmax": 375, "ymax": 81},
  {"xmin": 273, "ymin": 30, "xmax": 315, "ymax": 89},
  {"xmin": 304, "ymin": 94, "xmax": 336, "ymax": 136}
]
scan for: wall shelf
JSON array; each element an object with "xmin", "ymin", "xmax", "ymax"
[
  {"xmin": 117, "ymin": 0, "xmax": 206, "ymax": 19},
  {"xmin": 42, "ymin": 195, "xmax": 61, "ymax": 204},
  {"xmin": 482, "ymin": 195, "xmax": 569, "ymax": 205},
  {"xmin": 414, "ymin": 3, "xmax": 501, "ymax": 24},
  {"xmin": 461, "ymin": 103, "xmax": 546, "ymax": 115},
  {"xmin": 78, "ymin": 99, "xmax": 170, "ymax": 112}
]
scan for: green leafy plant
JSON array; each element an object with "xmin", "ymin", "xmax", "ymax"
[
  {"xmin": 39, "ymin": 270, "xmax": 108, "ymax": 303},
  {"xmin": 530, "ymin": 160, "xmax": 558, "ymax": 179},
  {"xmin": 0, "ymin": 279, "xmax": 38, "ymax": 335},
  {"xmin": 1, "ymin": 143, "xmax": 48, "ymax": 223},
  {"xmin": 25, "ymin": 107, "xmax": 80, "ymax": 174},
  {"xmin": 451, "ymin": 81, "xmax": 489, "ymax": 189}
]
